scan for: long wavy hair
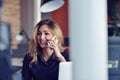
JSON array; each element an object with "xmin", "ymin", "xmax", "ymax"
[{"xmin": 27, "ymin": 19, "xmax": 64, "ymax": 64}]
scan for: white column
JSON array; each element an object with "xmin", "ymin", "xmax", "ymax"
[
  {"xmin": 69, "ymin": 0, "xmax": 108, "ymax": 80},
  {"xmin": 33, "ymin": 0, "xmax": 41, "ymax": 25}
]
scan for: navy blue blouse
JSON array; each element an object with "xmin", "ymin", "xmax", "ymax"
[{"xmin": 22, "ymin": 50, "xmax": 70, "ymax": 80}]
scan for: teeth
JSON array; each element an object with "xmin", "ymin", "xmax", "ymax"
[{"xmin": 41, "ymin": 41, "xmax": 46, "ymax": 43}]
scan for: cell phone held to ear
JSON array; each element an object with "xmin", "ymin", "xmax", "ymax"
[
  {"xmin": 47, "ymin": 36, "xmax": 56, "ymax": 47},
  {"xmin": 51, "ymin": 36, "xmax": 56, "ymax": 41}
]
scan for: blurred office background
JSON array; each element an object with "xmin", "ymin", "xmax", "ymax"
[
  {"xmin": 0, "ymin": 0, "xmax": 69, "ymax": 80},
  {"xmin": 108, "ymin": 0, "xmax": 120, "ymax": 80},
  {"xmin": 0, "ymin": 0, "xmax": 120, "ymax": 80}
]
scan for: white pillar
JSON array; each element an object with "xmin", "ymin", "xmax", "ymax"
[
  {"xmin": 33, "ymin": 0, "xmax": 41, "ymax": 25},
  {"xmin": 69, "ymin": 0, "xmax": 108, "ymax": 80}
]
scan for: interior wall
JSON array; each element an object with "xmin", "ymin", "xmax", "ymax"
[
  {"xmin": 21, "ymin": 0, "xmax": 41, "ymax": 41},
  {"xmin": 1, "ymin": 0, "xmax": 20, "ymax": 49},
  {"xmin": 20, "ymin": 0, "xmax": 33, "ymax": 41},
  {"xmin": 51, "ymin": 0, "xmax": 68, "ymax": 37}
]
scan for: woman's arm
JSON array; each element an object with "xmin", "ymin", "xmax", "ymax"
[{"xmin": 54, "ymin": 48, "xmax": 70, "ymax": 62}]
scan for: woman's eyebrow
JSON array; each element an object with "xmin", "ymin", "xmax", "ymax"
[
  {"xmin": 38, "ymin": 30, "xmax": 50, "ymax": 33},
  {"xmin": 44, "ymin": 30, "xmax": 50, "ymax": 32}
]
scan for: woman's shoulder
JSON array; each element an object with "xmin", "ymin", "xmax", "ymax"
[
  {"xmin": 24, "ymin": 53, "xmax": 32, "ymax": 58},
  {"xmin": 23, "ymin": 53, "xmax": 33, "ymax": 63}
]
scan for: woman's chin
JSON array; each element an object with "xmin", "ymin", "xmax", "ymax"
[{"xmin": 40, "ymin": 44, "xmax": 48, "ymax": 48}]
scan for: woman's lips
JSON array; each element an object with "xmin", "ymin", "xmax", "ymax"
[{"xmin": 40, "ymin": 40, "xmax": 47, "ymax": 44}]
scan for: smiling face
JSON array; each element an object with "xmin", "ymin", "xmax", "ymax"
[
  {"xmin": 31, "ymin": 19, "xmax": 64, "ymax": 52},
  {"xmin": 37, "ymin": 25, "xmax": 54, "ymax": 48}
]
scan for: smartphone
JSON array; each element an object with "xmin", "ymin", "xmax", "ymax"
[
  {"xmin": 47, "ymin": 36, "xmax": 56, "ymax": 47},
  {"xmin": 51, "ymin": 36, "xmax": 56, "ymax": 41}
]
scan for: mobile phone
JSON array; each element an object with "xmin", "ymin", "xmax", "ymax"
[
  {"xmin": 47, "ymin": 36, "xmax": 56, "ymax": 47},
  {"xmin": 51, "ymin": 36, "xmax": 56, "ymax": 41}
]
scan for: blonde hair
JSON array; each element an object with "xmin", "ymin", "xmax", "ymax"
[{"xmin": 27, "ymin": 19, "xmax": 64, "ymax": 64}]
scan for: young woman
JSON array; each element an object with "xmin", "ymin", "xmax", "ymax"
[{"xmin": 22, "ymin": 19, "xmax": 70, "ymax": 80}]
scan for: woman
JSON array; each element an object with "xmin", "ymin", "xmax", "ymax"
[{"xmin": 22, "ymin": 19, "xmax": 70, "ymax": 80}]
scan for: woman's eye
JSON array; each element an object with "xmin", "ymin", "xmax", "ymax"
[
  {"xmin": 37, "ymin": 32, "xmax": 41, "ymax": 35},
  {"xmin": 45, "ymin": 33, "xmax": 49, "ymax": 35}
]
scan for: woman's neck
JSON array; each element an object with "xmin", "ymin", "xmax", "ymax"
[{"xmin": 42, "ymin": 48, "xmax": 54, "ymax": 61}]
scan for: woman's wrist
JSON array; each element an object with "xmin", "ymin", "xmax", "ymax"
[
  {"xmin": 54, "ymin": 47, "xmax": 66, "ymax": 62},
  {"xmin": 56, "ymin": 55, "xmax": 66, "ymax": 62}
]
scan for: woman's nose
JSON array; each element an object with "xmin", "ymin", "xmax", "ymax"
[{"xmin": 41, "ymin": 34, "xmax": 45, "ymax": 40}]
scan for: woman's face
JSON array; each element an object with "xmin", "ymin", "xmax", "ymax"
[{"xmin": 37, "ymin": 25, "xmax": 54, "ymax": 48}]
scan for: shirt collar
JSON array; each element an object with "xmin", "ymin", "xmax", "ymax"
[{"xmin": 38, "ymin": 52, "xmax": 59, "ymax": 63}]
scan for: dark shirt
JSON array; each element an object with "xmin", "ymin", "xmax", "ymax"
[{"xmin": 22, "ymin": 50, "xmax": 70, "ymax": 80}]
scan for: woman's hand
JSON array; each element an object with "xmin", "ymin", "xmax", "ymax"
[
  {"xmin": 47, "ymin": 36, "xmax": 59, "ymax": 53},
  {"xmin": 47, "ymin": 37, "xmax": 66, "ymax": 62}
]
